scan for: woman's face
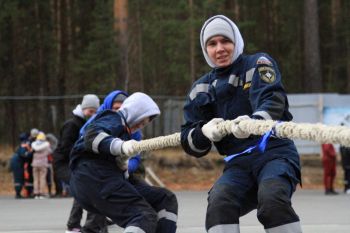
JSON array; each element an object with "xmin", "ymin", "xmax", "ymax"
[
  {"xmin": 112, "ymin": 101, "xmax": 123, "ymax": 111},
  {"xmin": 130, "ymin": 117, "xmax": 150, "ymax": 133},
  {"xmin": 83, "ymin": 108, "xmax": 97, "ymax": 119},
  {"xmin": 206, "ymin": 35, "xmax": 235, "ymax": 68}
]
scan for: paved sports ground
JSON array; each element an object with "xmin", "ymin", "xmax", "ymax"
[{"xmin": 0, "ymin": 189, "xmax": 349, "ymax": 233}]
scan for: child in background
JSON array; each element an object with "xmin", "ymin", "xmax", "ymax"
[{"xmin": 31, "ymin": 132, "xmax": 52, "ymax": 199}]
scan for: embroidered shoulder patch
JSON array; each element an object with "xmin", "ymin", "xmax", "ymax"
[
  {"xmin": 258, "ymin": 66, "xmax": 276, "ymax": 83},
  {"xmin": 256, "ymin": 56, "xmax": 272, "ymax": 66}
]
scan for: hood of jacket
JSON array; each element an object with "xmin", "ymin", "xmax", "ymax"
[
  {"xmin": 72, "ymin": 104, "xmax": 85, "ymax": 119},
  {"xmin": 79, "ymin": 90, "xmax": 129, "ymax": 135},
  {"xmin": 118, "ymin": 92, "xmax": 160, "ymax": 127},
  {"xmin": 200, "ymin": 15, "xmax": 244, "ymax": 68},
  {"xmin": 98, "ymin": 90, "xmax": 128, "ymax": 112}
]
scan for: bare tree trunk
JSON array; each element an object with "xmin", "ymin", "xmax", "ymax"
[
  {"xmin": 232, "ymin": 0, "xmax": 240, "ymax": 21},
  {"xmin": 264, "ymin": 0, "xmax": 273, "ymax": 48},
  {"xmin": 66, "ymin": 0, "xmax": 72, "ymax": 56},
  {"xmin": 114, "ymin": 0, "xmax": 129, "ymax": 91},
  {"xmin": 58, "ymin": 0, "xmax": 67, "ymax": 92},
  {"xmin": 303, "ymin": 0, "xmax": 322, "ymax": 92},
  {"xmin": 34, "ymin": 1, "xmax": 44, "ymax": 96},
  {"xmin": 347, "ymin": 49, "xmax": 350, "ymax": 92},
  {"xmin": 50, "ymin": 0, "xmax": 65, "ymax": 130},
  {"xmin": 51, "ymin": 0, "xmax": 60, "ymax": 81},
  {"xmin": 135, "ymin": 1, "xmax": 144, "ymax": 91},
  {"xmin": 272, "ymin": 0, "xmax": 278, "ymax": 50},
  {"xmin": 188, "ymin": 0, "xmax": 195, "ymax": 83},
  {"xmin": 34, "ymin": 0, "xmax": 47, "ymax": 130},
  {"xmin": 58, "ymin": 0, "xmax": 68, "ymax": 115},
  {"xmin": 9, "ymin": 18, "xmax": 18, "ymax": 147},
  {"xmin": 328, "ymin": 0, "xmax": 341, "ymax": 91},
  {"xmin": 346, "ymin": 3, "xmax": 350, "ymax": 92}
]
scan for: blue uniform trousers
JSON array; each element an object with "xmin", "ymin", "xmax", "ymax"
[
  {"xmin": 206, "ymin": 154, "xmax": 300, "ymax": 231},
  {"xmin": 12, "ymin": 164, "xmax": 24, "ymax": 197},
  {"xmin": 70, "ymin": 159, "xmax": 177, "ymax": 233}
]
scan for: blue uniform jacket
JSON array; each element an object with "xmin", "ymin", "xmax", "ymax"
[
  {"xmin": 70, "ymin": 110, "xmax": 131, "ymax": 171},
  {"xmin": 181, "ymin": 53, "xmax": 299, "ymax": 168}
]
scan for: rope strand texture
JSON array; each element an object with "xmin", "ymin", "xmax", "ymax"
[
  {"xmin": 219, "ymin": 119, "xmax": 350, "ymax": 146},
  {"xmin": 131, "ymin": 132, "xmax": 181, "ymax": 153},
  {"xmin": 130, "ymin": 119, "xmax": 350, "ymax": 153}
]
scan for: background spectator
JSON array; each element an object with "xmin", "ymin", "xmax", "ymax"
[
  {"xmin": 31, "ymin": 132, "xmax": 51, "ymax": 199},
  {"xmin": 9, "ymin": 132, "xmax": 31, "ymax": 198},
  {"xmin": 339, "ymin": 145, "xmax": 350, "ymax": 194},
  {"xmin": 46, "ymin": 133, "xmax": 58, "ymax": 197},
  {"xmin": 52, "ymin": 94, "xmax": 108, "ymax": 233},
  {"xmin": 321, "ymin": 143, "xmax": 338, "ymax": 195}
]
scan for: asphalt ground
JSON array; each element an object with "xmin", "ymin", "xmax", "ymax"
[{"xmin": 0, "ymin": 189, "xmax": 349, "ymax": 233}]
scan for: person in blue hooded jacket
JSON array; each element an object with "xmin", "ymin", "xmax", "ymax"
[
  {"xmin": 181, "ymin": 15, "xmax": 302, "ymax": 233},
  {"xmin": 80, "ymin": 90, "xmax": 143, "ymax": 175},
  {"xmin": 9, "ymin": 133, "xmax": 31, "ymax": 199},
  {"xmin": 70, "ymin": 92, "xmax": 178, "ymax": 233}
]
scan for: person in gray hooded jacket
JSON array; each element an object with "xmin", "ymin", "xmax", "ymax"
[{"xmin": 69, "ymin": 92, "xmax": 178, "ymax": 233}]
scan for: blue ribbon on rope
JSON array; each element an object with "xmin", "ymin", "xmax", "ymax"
[{"xmin": 224, "ymin": 122, "xmax": 280, "ymax": 162}]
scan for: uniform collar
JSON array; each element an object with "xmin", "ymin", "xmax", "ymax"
[{"xmin": 212, "ymin": 54, "xmax": 243, "ymax": 77}]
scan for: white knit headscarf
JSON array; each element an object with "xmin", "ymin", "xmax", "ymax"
[{"xmin": 200, "ymin": 15, "xmax": 244, "ymax": 68}]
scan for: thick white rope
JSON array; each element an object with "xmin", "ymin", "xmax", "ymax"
[
  {"xmin": 131, "ymin": 119, "xmax": 350, "ymax": 153},
  {"xmin": 132, "ymin": 133, "xmax": 181, "ymax": 153},
  {"xmin": 218, "ymin": 119, "xmax": 350, "ymax": 146}
]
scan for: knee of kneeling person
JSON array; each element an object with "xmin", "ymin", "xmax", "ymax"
[
  {"xmin": 165, "ymin": 190, "xmax": 179, "ymax": 213},
  {"xmin": 156, "ymin": 188, "xmax": 178, "ymax": 214},
  {"xmin": 135, "ymin": 210, "xmax": 158, "ymax": 232},
  {"xmin": 145, "ymin": 210, "xmax": 158, "ymax": 223}
]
